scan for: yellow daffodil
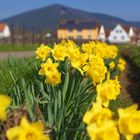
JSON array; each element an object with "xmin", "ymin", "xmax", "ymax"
[
  {"xmin": 104, "ymin": 45, "xmax": 118, "ymax": 59},
  {"xmin": 83, "ymin": 102, "xmax": 112, "ymax": 125},
  {"xmin": 91, "ymin": 41, "xmax": 105, "ymax": 57},
  {"xmin": 6, "ymin": 117, "xmax": 50, "ymax": 140},
  {"xmin": 87, "ymin": 55, "xmax": 107, "ymax": 85},
  {"xmin": 36, "ymin": 44, "xmax": 51, "ymax": 61},
  {"xmin": 109, "ymin": 61, "xmax": 115, "ymax": 69},
  {"xmin": 118, "ymin": 104, "xmax": 140, "ymax": 140},
  {"xmin": 118, "ymin": 58, "xmax": 126, "ymax": 71},
  {"xmin": 39, "ymin": 58, "xmax": 59, "ymax": 76},
  {"xmin": 45, "ymin": 71, "xmax": 61, "ymax": 86},
  {"xmin": 52, "ymin": 44, "xmax": 67, "ymax": 61},
  {"xmin": 71, "ymin": 53, "xmax": 88, "ymax": 75},
  {"xmin": 82, "ymin": 42, "xmax": 94, "ymax": 55},
  {"xmin": 0, "ymin": 95, "xmax": 11, "ymax": 121},
  {"xmin": 96, "ymin": 76, "xmax": 121, "ymax": 107},
  {"xmin": 82, "ymin": 42, "xmax": 118, "ymax": 59},
  {"xmin": 39, "ymin": 58, "xmax": 61, "ymax": 86},
  {"xmin": 67, "ymin": 46, "xmax": 80, "ymax": 61},
  {"xmin": 87, "ymin": 120, "xmax": 120, "ymax": 140}
]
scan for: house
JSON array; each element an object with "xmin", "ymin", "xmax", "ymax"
[
  {"xmin": 128, "ymin": 27, "xmax": 135, "ymax": 38},
  {"xmin": 0, "ymin": 23, "xmax": 11, "ymax": 38},
  {"xmin": 131, "ymin": 28, "xmax": 140, "ymax": 46},
  {"xmin": 108, "ymin": 24, "xmax": 131, "ymax": 44},
  {"xmin": 57, "ymin": 20, "xmax": 99, "ymax": 40},
  {"xmin": 98, "ymin": 24, "xmax": 135, "ymax": 44},
  {"xmin": 98, "ymin": 25, "xmax": 106, "ymax": 42}
]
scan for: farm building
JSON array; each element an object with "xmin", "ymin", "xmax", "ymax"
[{"xmin": 0, "ymin": 23, "xmax": 11, "ymax": 38}]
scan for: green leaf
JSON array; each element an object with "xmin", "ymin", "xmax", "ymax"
[{"xmin": 62, "ymin": 71, "xmax": 69, "ymax": 102}]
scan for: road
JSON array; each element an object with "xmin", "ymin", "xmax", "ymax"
[{"xmin": 0, "ymin": 51, "xmax": 35, "ymax": 59}]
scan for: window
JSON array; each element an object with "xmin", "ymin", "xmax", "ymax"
[
  {"xmin": 88, "ymin": 35, "xmax": 92, "ymax": 40},
  {"xmin": 68, "ymin": 36, "xmax": 73, "ymax": 39},
  {"xmin": 114, "ymin": 36, "xmax": 117, "ymax": 40},
  {"xmin": 77, "ymin": 35, "xmax": 83, "ymax": 40},
  {"xmin": 122, "ymin": 36, "xmax": 125, "ymax": 40},
  {"xmin": 116, "ymin": 30, "xmax": 122, "ymax": 33}
]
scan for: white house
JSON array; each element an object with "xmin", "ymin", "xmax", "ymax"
[
  {"xmin": 44, "ymin": 32, "xmax": 52, "ymax": 38},
  {"xmin": 128, "ymin": 27, "xmax": 135, "ymax": 38},
  {"xmin": 98, "ymin": 25, "xmax": 106, "ymax": 42},
  {"xmin": 0, "ymin": 23, "xmax": 11, "ymax": 38},
  {"xmin": 108, "ymin": 24, "xmax": 130, "ymax": 44}
]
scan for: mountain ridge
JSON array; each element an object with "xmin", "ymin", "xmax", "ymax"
[{"xmin": 1, "ymin": 4, "xmax": 140, "ymax": 32}]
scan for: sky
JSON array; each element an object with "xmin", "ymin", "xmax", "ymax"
[{"xmin": 0, "ymin": 0, "xmax": 140, "ymax": 21}]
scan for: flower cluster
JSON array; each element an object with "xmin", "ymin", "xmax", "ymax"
[
  {"xmin": 82, "ymin": 41, "xmax": 118, "ymax": 59},
  {"xmin": 83, "ymin": 102, "xmax": 140, "ymax": 140},
  {"xmin": 83, "ymin": 102, "xmax": 120, "ymax": 140},
  {"xmin": 36, "ymin": 40, "xmax": 121, "ymax": 86},
  {"xmin": 37, "ymin": 41, "xmax": 140, "ymax": 140},
  {"xmin": 39, "ymin": 58, "xmax": 61, "ymax": 86},
  {"xmin": 118, "ymin": 58, "xmax": 126, "ymax": 71},
  {"xmin": 81, "ymin": 43, "xmax": 139, "ymax": 140}
]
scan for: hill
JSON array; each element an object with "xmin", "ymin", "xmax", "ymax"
[{"xmin": 1, "ymin": 4, "xmax": 140, "ymax": 32}]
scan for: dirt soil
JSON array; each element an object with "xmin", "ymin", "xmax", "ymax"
[{"xmin": 0, "ymin": 51, "xmax": 35, "ymax": 59}]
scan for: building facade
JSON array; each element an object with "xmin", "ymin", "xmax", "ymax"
[
  {"xmin": 108, "ymin": 24, "xmax": 131, "ymax": 44},
  {"xmin": 57, "ymin": 20, "xmax": 99, "ymax": 40}
]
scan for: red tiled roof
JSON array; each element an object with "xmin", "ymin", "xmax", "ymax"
[
  {"xmin": 134, "ymin": 28, "xmax": 140, "ymax": 34},
  {"xmin": 105, "ymin": 29, "xmax": 111, "ymax": 37},
  {"xmin": 122, "ymin": 25, "xmax": 130, "ymax": 33},
  {"xmin": 0, "ymin": 23, "xmax": 6, "ymax": 32}
]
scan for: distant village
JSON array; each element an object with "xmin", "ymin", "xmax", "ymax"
[
  {"xmin": 0, "ymin": 20, "xmax": 140, "ymax": 45},
  {"xmin": 58, "ymin": 20, "xmax": 140, "ymax": 45}
]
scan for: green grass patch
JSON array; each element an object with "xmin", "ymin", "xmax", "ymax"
[
  {"xmin": 0, "ymin": 57, "xmax": 40, "ymax": 94},
  {"xmin": 118, "ymin": 45, "xmax": 140, "ymax": 67},
  {"xmin": 0, "ymin": 44, "xmax": 38, "ymax": 52}
]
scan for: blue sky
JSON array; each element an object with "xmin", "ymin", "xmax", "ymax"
[{"xmin": 0, "ymin": 0, "xmax": 140, "ymax": 21}]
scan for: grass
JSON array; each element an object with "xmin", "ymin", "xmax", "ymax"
[
  {"xmin": 118, "ymin": 45, "xmax": 140, "ymax": 67},
  {"xmin": 0, "ymin": 57, "xmax": 40, "ymax": 94},
  {"xmin": 0, "ymin": 44, "xmax": 38, "ymax": 52}
]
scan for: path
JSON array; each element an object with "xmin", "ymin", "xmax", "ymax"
[
  {"xmin": 120, "ymin": 56, "xmax": 140, "ymax": 106},
  {"xmin": 0, "ymin": 51, "xmax": 35, "ymax": 59}
]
